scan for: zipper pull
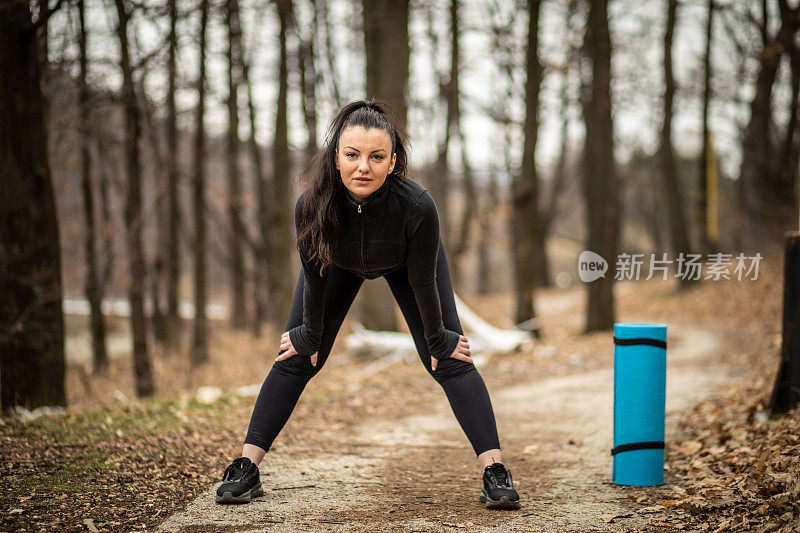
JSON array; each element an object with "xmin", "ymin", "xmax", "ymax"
[{"xmin": 358, "ymin": 204, "xmax": 362, "ymax": 214}]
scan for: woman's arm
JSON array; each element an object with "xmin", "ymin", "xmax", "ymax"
[
  {"xmin": 287, "ymin": 193, "xmax": 330, "ymax": 356},
  {"xmin": 406, "ymin": 191, "xmax": 461, "ymax": 360}
]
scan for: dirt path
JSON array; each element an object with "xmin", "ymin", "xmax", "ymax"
[{"xmin": 157, "ymin": 305, "xmax": 736, "ymax": 532}]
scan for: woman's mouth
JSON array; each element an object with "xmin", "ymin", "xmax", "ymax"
[{"xmin": 354, "ymin": 177, "xmax": 372, "ymax": 183}]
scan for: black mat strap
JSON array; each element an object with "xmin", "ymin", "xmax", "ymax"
[
  {"xmin": 613, "ymin": 337, "xmax": 667, "ymax": 349},
  {"xmin": 611, "ymin": 441, "xmax": 665, "ymax": 456}
]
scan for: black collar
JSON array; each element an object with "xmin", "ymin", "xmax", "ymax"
[{"xmin": 342, "ymin": 175, "xmax": 393, "ymax": 218}]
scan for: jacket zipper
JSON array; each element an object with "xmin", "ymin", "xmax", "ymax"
[{"xmin": 358, "ymin": 203, "xmax": 365, "ymax": 271}]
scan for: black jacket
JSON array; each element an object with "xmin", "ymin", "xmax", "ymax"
[{"xmin": 288, "ymin": 175, "xmax": 461, "ymax": 360}]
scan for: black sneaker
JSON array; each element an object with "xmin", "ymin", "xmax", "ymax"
[
  {"xmin": 215, "ymin": 457, "xmax": 264, "ymax": 504},
  {"xmin": 479, "ymin": 462, "xmax": 521, "ymax": 510}
]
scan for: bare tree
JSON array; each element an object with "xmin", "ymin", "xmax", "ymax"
[
  {"xmin": 0, "ymin": 0, "xmax": 66, "ymax": 410},
  {"xmin": 78, "ymin": 0, "xmax": 109, "ymax": 373},
  {"xmin": 581, "ymin": 0, "xmax": 618, "ymax": 332},
  {"xmin": 240, "ymin": 10, "xmax": 270, "ymax": 336},
  {"xmin": 138, "ymin": 78, "xmax": 168, "ymax": 347},
  {"xmin": 741, "ymin": 0, "xmax": 800, "ymax": 238},
  {"xmin": 660, "ymin": 0, "xmax": 693, "ymax": 285},
  {"xmin": 270, "ymin": 0, "xmax": 294, "ymax": 329},
  {"xmin": 36, "ymin": 0, "xmax": 49, "ymax": 100},
  {"xmin": 293, "ymin": 0, "xmax": 319, "ymax": 162},
  {"xmin": 319, "ymin": 0, "xmax": 342, "ymax": 107},
  {"xmin": 483, "ymin": 0, "xmax": 525, "ymax": 297},
  {"xmin": 698, "ymin": 0, "xmax": 715, "ymax": 253},
  {"xmin": 542, "ymin": 0, "xmax": 579, "ymax": 243},
  {"xmin": 363, "ymin": 0, "xmax": 408, "ymax": 120},
  {"xmin": 192, "ymin": 0, "xmax": 210, "ymax": 366},
  {"xmin": 113, "ymin": 0, "xmax": 154, "ymax": 397},
  {"xmin": 226, "ymin": 0, "xmax": 247, "ymax": 330},
  {"xmin": 776, "ymin": 2, "xmax": 800, "ymax": 221},
  {"xmin": 426, "ymin": 0, "xmax": 454, "ymax": 242},
  {"xmin": 509, "ymin": 0, "xmax": 546, "ymax": 329},
  {"xmin": 94, "ymin": 126, "xmax": 115, "ymax": 292},
  {"xmin": 779, "ymin": 24, "xmax": 800, "ymax": 213},
  {"xmin": 359, "ymin": 0, "xmax": 409, "ymax": 332},
  {"xmin": 165, "ymin": 0, "xmax": 181, "ymax": 350},
  {"xmin": 448, "ymin": 0, "xmax": 479, "ymax": 290}
]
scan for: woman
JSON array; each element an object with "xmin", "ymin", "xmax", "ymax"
[{"xmin": 216, "ymin": 100, "xmax": 521, "ymax": 510}]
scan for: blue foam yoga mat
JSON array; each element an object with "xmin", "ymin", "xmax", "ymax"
[{"xmin": 612, "ymin": 323, "xmax": 667, "ymax": 486}]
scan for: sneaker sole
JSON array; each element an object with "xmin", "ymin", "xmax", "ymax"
[
  {"xmin": 479, "ymin": 490, "xmax": 521, "ymax": 510},
  {"xmin": 215, "ymin": 482, "xmax": 264, "ymax": 504}
]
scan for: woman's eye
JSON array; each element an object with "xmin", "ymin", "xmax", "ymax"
[
  {"xmin": 345, "ymin": 152, "xmax": 356, "ymax": 158},
  {"xmin": 372, "ymin": 155, "xmax": 383, "ymax": 161}
]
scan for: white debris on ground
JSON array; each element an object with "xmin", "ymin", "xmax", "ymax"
[
  {"xmin": 8, "ymin": 405, "xmax": 66, "ymax": 422},
  {"xmin": 195, "ymin": 386, "xmax": 223, "ymax": 405},
  {"xmin": 236, "ymin": 384, "xmax": 262, "ymax": 397},
  {"xmin": 343, "ymin": 292, "xmax": 534, "ymax": 362}
]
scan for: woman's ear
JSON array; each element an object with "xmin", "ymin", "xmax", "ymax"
[{"xmin": 389, "ymin": 152, "xmax": 397, "ymax": 174}]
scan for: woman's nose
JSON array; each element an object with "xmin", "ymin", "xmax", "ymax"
[{"xmin": 358, "ymin": 157, "xmax": 370, "ymax": 172}]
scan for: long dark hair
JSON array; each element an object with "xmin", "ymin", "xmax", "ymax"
[{"xmin": 296, "ymin": 99, "xmax": 408, "ymax": 275}]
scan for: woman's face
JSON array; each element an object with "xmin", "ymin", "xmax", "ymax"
[{"xmin": 335, "ymin": 126, "xmax": 396, "ymax": 203}]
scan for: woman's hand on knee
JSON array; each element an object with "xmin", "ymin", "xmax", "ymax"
[
  {"xmin": 431, "ymin": 335, "xmax": 472, "ymax": 371},
  {"xmin": 276, "ymin": 331, "xmax": 319, "ymax": 367}
]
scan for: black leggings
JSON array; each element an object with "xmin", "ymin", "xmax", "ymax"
[{"xmin": 243, "ymin": 238, "xmax": 501, "ymax": 456}]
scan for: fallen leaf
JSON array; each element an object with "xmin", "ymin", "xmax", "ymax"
[
  {"xmin": 599, "ymin": 513, "xmax": 632, "ymax": 523},
  {"xmin": 675, "ymin": 440, "xmax": 703, "ymax": 455},
  {"xmin": 637, "ymin": 506, "xmax": 666, "ymax": 514},
  {"xmin": 648, "ymin": 521, "xmax": 675, "ymax": 528}
]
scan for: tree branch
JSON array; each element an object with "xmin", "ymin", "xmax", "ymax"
[{"xmin": 28, "ymin": 0, "xmax": 66, "ymax": 31}]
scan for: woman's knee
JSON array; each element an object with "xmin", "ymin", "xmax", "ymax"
[
  {"xmin": 271, "ymin": 355, "xmax": 322, "ymax": 379},
  {"xmin": 428, "ymin": 357, "xmax": 477, "ymax": 384}
]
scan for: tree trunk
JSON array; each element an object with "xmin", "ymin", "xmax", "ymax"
[
  {"xmin": 240, "ymin": 22, "xmax": 270, "ymax": 337},
  {"xmin": 270, "ymin": 0, "xmax": 294, "ymax": 330},
  {"xmin": 741, "ymin": 0, "xmax": 799, "ymax": 238},
  {"xmin": 36, "ymin": 0, "xmax": 48, "ymax": 104},
  {"xmin": 698, "ymin": 0, "xmax": 714, "ymax": 253},
  {"xmin": 227, "ymin": 0, "xmax": 247, "ymax": 330},
  {"xmin": 781, "ymin": 36, "xmax": 800, "ymax": 218},
  {"xmin": 114, "ymin": 0, "xmax": 153, "ymax": 397},
  {"xmin": 96, "ymin": 131, "xmax": 115, "ymax": 293},
  {"xmin": 512, "ymin": 0, "xmax": 544, "ymax": 326},
  {"xmin": 138, "ymin": 84, "xmax": 168, "ymax": 347},
  {"xmin": 426, "ymin": 2, "xmax": 452, "ymax": 244},
  {"xmin": 777, "ymin": 3, "xmax": 800, "ymax": 221},
  {"xmin": 359, "ymin": 0, "xmax": 409, "ymax": 332},
  {"xmin": 449, "ymin": 0, "xmax": 478, "ymax": 291},
  {"xmin": 541, "ymin": 0, "xmax": 577, "ymax": 253},
  {"xmin": 319, "ymin": 0, "xmax": 342, "ymax": 107},
  {"xmin": 581, "ymin": 0, "xmax": 618, "ymax": 332},
  {"xmin": 165, "ymin": 0, "xmax": 181, "ymax": 350},
  {"xmin": 296, "ymin": 0, "xmax": 319, "ymax": 162},
  {"xmin": 542, "ymin": 13, "xmax": 576, "ymax": 240},
  {"xmin": 0, "ymin": 0, "xmax": 66, "ymax": 410},
  {"xmin": 78, "ymin": 0, "xmax": 109, "ymax": 373},
  {"xmin": 477, "ymin": 162, "xmax": 500, "ymax": 295},
  {"xmin": 363, "ymin": 0, "xmax": 408, "ymax": 122},
  {"xmin": 660, "ymin": 0, "xmax": 693, "ymax": 287},
  {"xmin": 192, "ymin": 0, "xmax": 210, "ymax": 366}
]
